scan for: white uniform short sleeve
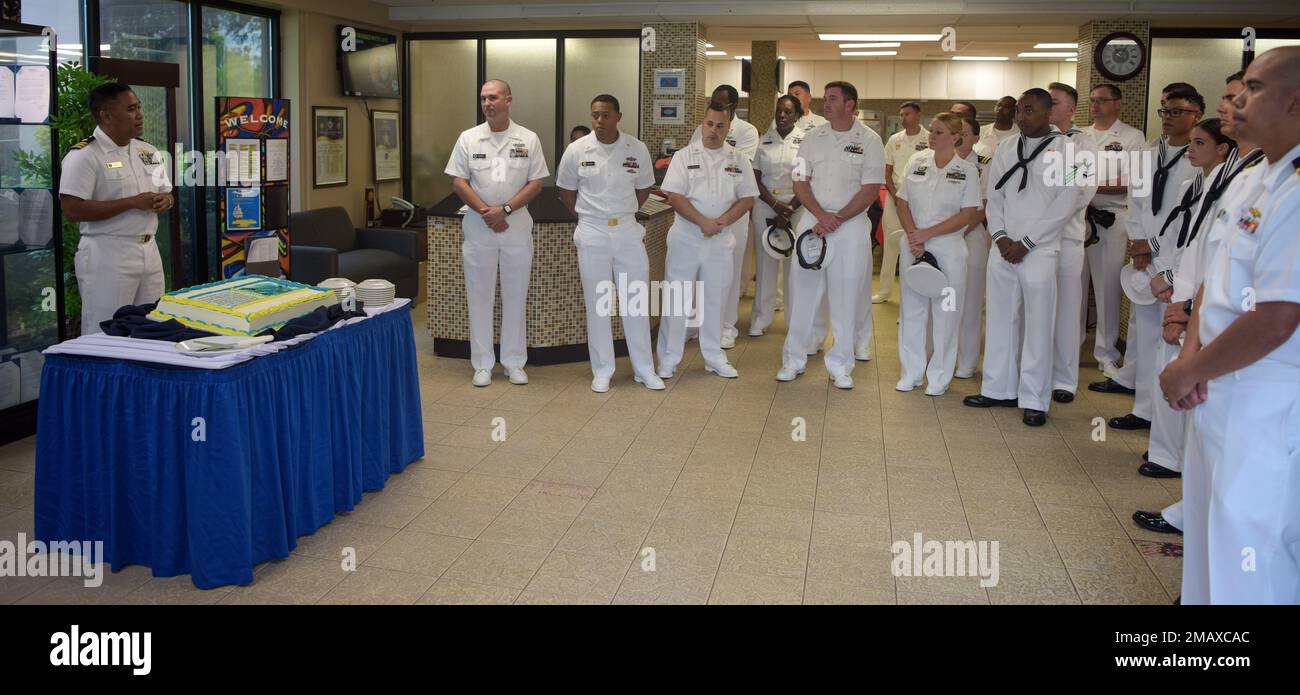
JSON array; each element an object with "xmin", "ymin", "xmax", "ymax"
[
  {"xmin": 525, "ymin": 131, "xmax": 549, "ymax": 181},
  {"xmin": 555, "ymin": 141, "xmax": 580, "ymax": 191},
  {"xmin": 660, "ymin": 150, "xmax": 689, "ymax": 197},
  {"xmin": 633, "ymin": 140, "xmax": 655, "ymax": 189},
  {"xmin": 58, "ymin": 147, "xmax": 97, "ymax": 200},
  {"xmin": 444, "ymin": 132, "xmax": 471, "ymax": 179},
  {"xmin": 736, "ymin": 156, "xmax": 759, "ymax": 199},
  {"xmin": 1253, "ymin": 182, "xmax": 1300, "ymax": 305}
]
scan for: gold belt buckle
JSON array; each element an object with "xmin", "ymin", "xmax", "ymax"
[
  {"xmin": 607, "ymin": 218, "xmax": 619, "ymax": 227},
  {"xmin": 772, "ymin": 188, "xmax": 782, "ymax": 195}
]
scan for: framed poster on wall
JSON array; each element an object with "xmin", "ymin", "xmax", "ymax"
[
  {"xmin": 313, "ymin": 106, "xmax": 348, "ymax": 187},
  {"xmin": 216, "ymin": 96, "xmax": 291, "ymax": 279},
  {"xmin": 372, "ymin": 110, "xmax": 401, "ymax": 182}
]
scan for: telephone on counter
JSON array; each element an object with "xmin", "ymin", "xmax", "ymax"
[{"xmin": 380, "ymin": 197, "xmax": 428, "ymax": 228}]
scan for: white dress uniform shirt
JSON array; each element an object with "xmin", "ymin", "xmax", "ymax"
[
  {"xmin": 1051, "ymin": 127, "xmax": 1101, "ymax": 396},
  {"xmin": 59, "ymin": 125, "xmax": 172, "ymax": 334},
  {"xmin": 1182, "ymin": 142, "xmax": 1300, "ymax": 605},
  {"xmin": 444, "ymin": 119, "xmax": 549, "ymax": 373},
  {"xmin": 780, "ymin": 120, "xmax": 886, "ymax": 381},
  {"xmin": 556, "ymin": 131, "xmax": 658, "ymax": 382},
  {"xmin": 656, "ymin": 141, "xmax": 758, "ymax": 373},
  {"xmin": 749, "ymin": 123, "xmax": 808, "ymax": 335},
  {"xmin": 690, "ymin": 117, "xmax": 760, "ymax": 161},
  {"xmin": 876, "ymin": 127, "xmax": 931, "ymax": 303},
  {"xmin": 956, "ymin": 147, "xmax": 992, "ymax": 378},
  {"xmin": 1081, "ymin": 118, "xmax": 1148, "ymax": 368},
  {"xmin": 982, "ymin": 124, "xmax": 1020, "ymax": 151},
  {"xmin": 895, "ymin": 149, "xmax": 982, "ymax": 393},
  {"xmin": 771, "ymin": 111, "xmax": 827, "ymax": 134}
]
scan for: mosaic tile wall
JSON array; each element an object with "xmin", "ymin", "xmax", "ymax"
[
  {"xmin": 427, "ymin": 214, "xmax": 672, "ymax": 347},
  {"xmin": 641, "ymin": 22, "xmax": 706, "ymax": 154},
  {"xmin": 748, "ymin": 42, "xmax": 778, "ymax": 132}
]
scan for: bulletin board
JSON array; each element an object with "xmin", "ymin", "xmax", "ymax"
[{"xmin": 215, "ymin": 97, "xmax": 291, "ymax": 279}]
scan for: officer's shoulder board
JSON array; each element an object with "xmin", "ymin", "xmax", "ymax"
[
  {"xmin": 977, "ymin": 154, "xmax": 992, "ymax": 166},
  {"xmin": 69, "ymin": 135, "xmax": 95, "ymax": 150}
]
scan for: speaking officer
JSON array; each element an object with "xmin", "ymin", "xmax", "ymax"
[
  {"xmin": 59, "ymin": 83, "xmax": 173, "ymax": 334},
  {"xmin": 963, "ymin": 88, "xmax": 1082, "ymax": 427},
  {"xmin": 1163, "ymin": 46, "xmax": 1300, "ymax": 604},
  {"xmin": 1101, "ymin": 89, "xmax": 1202, "ymax": 429},
  {"xmin": 446, "ymin": 79, "xmax": 547, "ymax": 388},
  {"xmin": 1082, "ymin": 84, "xmax": 1147, "ymax": 376},
  {"xmin": 657, "ymin": 101, "xmax": 756, "ymax": 380},
  {"xmin": 777, "ymin": 81, "xmax": 884, "ymax": 389},
  {"xmin": 894, "ymin": 113, "xmax": 982, "ymax": 396},
  {"xmin": 557, "ymin": 94, "xmax": 662, "ymax": 393},
  {"xmin": 1046, "ymin": 82, "xmax": 1100, "ymax": 404},
  {"xmin": 750, "ymin": 94, "xmax": 807, "ymax": 337},
  {"xmin": 874, "ymin": 101, "xmax": 930, "ymax": 305},
  {"xmin": 954, "ymin": 115, "xmax": 992, "ymax": 379}
]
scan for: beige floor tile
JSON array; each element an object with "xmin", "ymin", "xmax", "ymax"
[
  {"xmin": 506, "ymin": 480, "xmax": 596, "ymax": 517},
  {"xmin": 441, "ymin": 473, "xmax": 529, "ymax": 507},
  {"xmin": 614, "ymin": 561, "xmax": 716, "ymax": 605},
  {"xmin": 1069, "ymin": 566, "xmax": 1172, "ymax": 605},
  {"xmin": 417, "ymin": 577, "xmax": 520, "ymax": 605},
  {"xmin": 441, "ymin": 541, "xmax": 550, "ymax": 589},
  {"xmin": 536, "ymin": 457, "xmax": 616, "ymax": 488},
  {"xmin": 117, "ymin": 575, "xmax": 232, "ymax": 605},
  {"xmin": 524, "ymin": 550, "xmax": 630, "ymax": 602},
  {"xmin": 381, "ymin": 467, "xmax": 463, "ymax": 500},
  {"xmin": 291, "ymin": 519, "xmax": 398, "ymax": 564},
  {"xmin": 0, "ymin": 469, "xmax": 34, "ymax": 509},
  {"xmin": 807, "ymin": 542, "xmax": 897, "ymax": 588},
  {"xmin": 719, "ymin": 534, "xmax": 808, "ymax": 579},
  {"xmin": 986, "ymin": 563, "xmax": 1080, "ymax": 605},
  {"xmin": 641, "ymin": 525, "xmax": 730, "ymax": 569},
  {"xmin": 478, "ymin": 508, "xmax": 575, "ymax": 550},
  {"xmin": 731, "ymin": 503, "xmax": 813, "ymax": 542},
  {"xmin": 1039, "ymin": 503, "xmax": 1131, "ymax": 539},
  {"xmin": 469, "ymin": 450, "xmax": 551, "ymax": 480},
  {"xmin": 338, "ymin": 490, "xmax": 432, "ymax": 529},
  {"xmin": 220, "ymin": 557, "xmax": 348, "ymax": 605},
  {"xmin": 896, "ymin": 588, "xmax": 989, "ymax": 604},
  {"xmin": 802, "ymin": 578, "xmax": 896, "ymax": 605},
  {"xmin": 557, "ymin": 514, "xmax": 651, "ymax": 559},
  {"xmin": 318, "ymin": 566, "xmax": 435, "ymax": 605},
  {"xmin": 1052, "ymin": 534, "xmax": 1150, "ymax": 573},
  {"xmin": 405, "ymin": 498, "xmax": 502, "ymax": 539},
  {"xmin": 17, "ymin": 563, "xmax": 153, "ymax": 605},
  {"xmin": 709, "ymin": 570, "xmax": 803, "ymax": 604},
  {"xmin": 418, "ymin": 445, "xmax": 492, "ymax": 472},
  {"xmin": 363, "ymin": 529, "xmax": 472, "ymax": 577}
]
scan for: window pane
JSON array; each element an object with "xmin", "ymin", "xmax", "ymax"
[
  {"xmin": 409, "ymin": 39, "xmax": 477, "ymax": 207},
  {"xmin": 485, "ymin": 39, "xmax": 557, "ymax": 182},
  {"xmin": 563, "ymin": 38, "xmax": 640, "ymax": 143},
  {"xmin": 22, "ymin": 0, "xmax": 85, "ymax": 64}
]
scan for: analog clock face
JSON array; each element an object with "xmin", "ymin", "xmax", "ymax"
[{"xmin": 1102, "ymin": 38, "xmax": 1143, "ymax": 77}]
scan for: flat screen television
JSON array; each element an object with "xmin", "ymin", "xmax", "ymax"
[{"xmin": 339, "ymin": 28, "xmax": 400, "ymax": 98}]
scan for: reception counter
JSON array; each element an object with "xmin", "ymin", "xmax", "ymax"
[{"xmin": 426, "ymin": 187, "xmax": 675, "ymax": 363}]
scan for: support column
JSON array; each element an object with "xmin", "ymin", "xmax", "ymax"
[
  {"xmin": 640, "ymin": 21, "xmax": 706, "ymax": 155},
  {"xmin": 748, "ymin": 41, "xmax": 778, "ymax": 131},
  {"xmin": 1075, "ymin": 19, "xmax": 1151, "ymax": 130}
]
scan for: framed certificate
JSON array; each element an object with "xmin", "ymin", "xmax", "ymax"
[
  {"xmin": 313, "ymin": 106, "xmax": 348, "ymax": 187},
  {"xmin": 653, "ymin": 68, "xmax": 685, "ymax": 96},
  {"xmin": 371, "ymin": 110, "xmax": 401, "ymax": 182},
  {"xmin": 653, "ymin": 100, "xmax": 685, "ymax": 125}
]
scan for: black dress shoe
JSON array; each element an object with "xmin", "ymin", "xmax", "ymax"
[
  {"xmin": 963, "ymin": 394, "xmax": 1018, "ymax": 408},
  {"xmin": 1088, "ymin": 378, "xmax": 1135, "ymax": 395},
  {"xmin": 1109, "ymin": 413, "xmax": 1151, "ymax": 430},
  {"xmin": 1139, "ymin": 461, "xmax": 1182, "ymax": 478},
  {"xmin": 1133, "ymin": 510, "xmax": 1182, "ymax": 534},
  {"xmin": 1052, "ymin": 389, "xmax": 1075, "ymax": 403},
  {"xmin": 1023, "ymin": 409, "xmax": 1047, "ymax": 426}
]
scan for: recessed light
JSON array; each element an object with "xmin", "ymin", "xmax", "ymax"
[
  {"xmin": 1019, "ymin": 51, "xmax": 1078, "ymax": 58},
  {"xmin": 840, "ymin": 51, "xmax": 898, "ymax": 57},
  {"xmin": 705, "ymin": 42, "xmax": 714, "ymax": 48},
  {"xmin": 952, "ymin": 56, "xmax": 1008, "ymax": 61},
  {"xmin": 1034, "ymin": 43, "xmax": 1079, "ymax": 49},
  {"xmin": 734, "ymin": 55, "xmax": 751, "ymax": 60},
  {"xmin": 819, "ymin": 34, "xmax": 942, "ymax": 42},
  {"xmin": 705, "ymin": 50, "xmax": 727, "ymax": 56},
  {"xmin": 839, "ymin": 42, "xmax": 901, "ymax": 49},
  {"xmin": 1066, "ymin": 58, "xmax": 1078, "ymax": 62}
]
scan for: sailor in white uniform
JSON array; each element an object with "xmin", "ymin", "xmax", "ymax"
[
  {"xmin": 962, "ymin": 89, "xmax": 1084, "ymax": 427},
  {"xmin": 657, "ymin": 100, "xmax": 756, "ymax": 379},
  {"xmin": 556, "ymin": 94, "xmax": 662, "ymax": 393},
  {"xmin": 953, "ymin": 114, "xmax": 993, "ymax": 378},
  {"xmin": 894, "ymin": 113, "xmax": 982, "ymax": 395},
  {"xmin": 980, "ymin": 96, "xmax": 1020, "ymax": 151},
  {"xmin": 445, "ymin": 80, "xmax": 548, "ymax": 388},
  {"xmin": 1046, "ymin": 83, "xmax": 1100, "ymax": 404},
  {"xmin": 1101, "ymin": 89, "xmax": 1202, "ymax": 432},
  {"xmin": 750, "ymin": 95, "xmax": 808, "ymax": 337},
  {"xmin": 777, "ymin": 81, "xmax": 884, "ymax": 389},
  {"xmin": 948, "ymin": 101, "xmax": 996, "ymax": 160},
  {"xmin": 774, "ymin": 80, "xmax": 828, "ymax": 133},
  {"xmin": 1081, "ymin": 84, "xmax": 1148, "ymax": 377},
  {"xmin": 689, "ymin": 84, "xmax": 759, "ymax": 349},
  {"xmin": 874, "ymin": 101, "xmax": 929, "ymax": 305},
  {"xmin": 1162, "ymin": 46, "xmax": 1300, "ymax": 604},
  {"xmin": 58, "ymin": 84, "xmax": 173, "ymax": 334}
]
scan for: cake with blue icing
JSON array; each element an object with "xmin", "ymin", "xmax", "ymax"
[{"xmin": 150, "ymin": 275, "xmax": 339, "ymax": 336}]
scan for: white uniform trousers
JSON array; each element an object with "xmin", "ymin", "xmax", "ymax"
[
  {"xmin": 898, "ymin": 237, "xmax": 967, "ymax": 392},
  {"xmin": 1182, "ymin": 363, "xmax": 1300, "ymax": 604},
  {"xmin": 1082, "ymin": 209, "xmax": 1128, "ymax": 366},
  {"xmin": 76, "ymin": 234, "xmax": 165, "ymax": 335},
  {"xmin": 1147, "ymin": 336, "xmax": 1188, "ymax": 471},
  {"xmin": 463, "ymin": 240, "xmax": 531, "ymax": 371},
  {"xmin": 1051, "ymin": 238, "xmax": 1087, "ymax": 394},
  {"xmin": 1162, "ymin": 500, "xmax": 1184, "ymax": 532},
  {"xmin": 575, "ymin": 219, "xmax": 656, "ymax": 381},
  {"xmin": 981, "ymin": 246, "xmax": 1058, "ymax": 412},
  {"xmin": 781, "ymin": 215, "xmax": 870, "ymax": 378},
  {"xmin": 750, "ymin": 199, "xmax": 788, "ymax": 334},
  {"xmin": 1112, "ymin": 302, "xmax": 1161, "ymax": 420},
  {"xmin": 656, "ymin": 231, "xmax": 732, "ymax": 371},
  {"xmin": 957, "ymin": 227, "xmax": 990, "ymax": 377},
  {"xmin": 721, "ymin": 212, "xmax": 751, "ymax": 342},
  {"xmin": 875, "ymin": 195, "xmax": 903, "ymax": 301},
  {"xmin": 854, "ymin": 230, "xmax": 876, "ymax": 354}
]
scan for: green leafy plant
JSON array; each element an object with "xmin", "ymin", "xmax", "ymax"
[{"xmin": 11, "ymin": 62, "xmax": 116, "ymax": 336}]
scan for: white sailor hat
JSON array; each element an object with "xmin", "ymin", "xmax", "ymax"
[
  {"xmin": 795, "ymin": 229, "xmax": 835, "ymax": 270},
  {"xmin": 1121, "ymin": 261, "xmax": 1157, "ymax": 306},
  {"xmin": 903, "ymin": 250, "xmax": 948, "ymax": 298},
  {"xmin": 761, "ymin": 218, "xmax": 795, "ymax": 261}
]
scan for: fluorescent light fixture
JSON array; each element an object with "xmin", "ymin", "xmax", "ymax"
[
  {"xmin": 1066, "ymin": 58, "xmax": 1078, "ymax": 62},
  {"xmin": 779, "ymin": 56, "xmax": 787, "ymax": 60},
  {"xmin": 819, "ymin": 33, "xmax": 942, "ymax": 42},
  {"xmin": 734, "ymin": 55, "xmax": 751, "ymax": 60},
  {"xmin": 840, "ymin": 51, "xmax": 898, "ymax": 57},
  {"xmin": 952, "ymin": 56, "xmax": 1008, "ymax": 61},
  {"xmin": 839, "ymin": 42, "xmax": 900, "ymax": 49},
  {"xmin": 705, "ymin": 50, "xmax": 727, "ymax": 56},
  {"xmin": 705, "ymin": 42, "xmax": 714, "ymax": 48},
  {"xmin": 1034, "ymin": 43, "xmax": 1078, "ymax": 49},
  {"xmin": 1018, "ymin": 51, "xmax": 1078, "ymax": 58}
]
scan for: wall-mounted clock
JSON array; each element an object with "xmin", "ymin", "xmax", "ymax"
[{"xmin": 1093, "ymin": 31, "xmax": 1147, "ymax": 82}]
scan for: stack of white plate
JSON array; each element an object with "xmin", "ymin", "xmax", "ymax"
[
  {"xmin": 318, "ymin": 277, "xmax": 357, "ymax": 305},
  {"xmin": 356, "ymin": 279, "xmax": 396, "ymax": 308}
]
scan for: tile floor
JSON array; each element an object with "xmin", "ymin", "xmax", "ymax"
[{"xmin": 0, "ymin": 279, "xmax": 1182, "ymax": 605}]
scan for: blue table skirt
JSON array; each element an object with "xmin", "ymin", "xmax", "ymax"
[{"xmin": 34, "ymin": 305, "xmax": 424, "ymax": 589}]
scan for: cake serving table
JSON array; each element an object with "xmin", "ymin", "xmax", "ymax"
[{"xmin": 32, "ymin": 302, "xmax": 424, "ymax": 588}]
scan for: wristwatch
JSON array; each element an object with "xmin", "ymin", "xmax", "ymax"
[
  {"xmin": 503, "ymin": 203, "xmax": 514, "ymax": 215},
  {"xmin": 1183, "ymin": 299, "xmax": 1194, "ymax": 314}
]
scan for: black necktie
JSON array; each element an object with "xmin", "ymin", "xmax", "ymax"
[
  {"xmin": 994, "ymin": 134, "xmax": 1058, "ymax": 192},
  {"xmin": 1189, "ymin": 148, "xmax": 1265, "ymax": 244},
  {"xmin": 1151, "ymin": 141, "xmax": 1186, "ymax": 215},
  {"xmin": 1156, "ymin": 174, "xmax": 1203, "ymax": 249}
]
